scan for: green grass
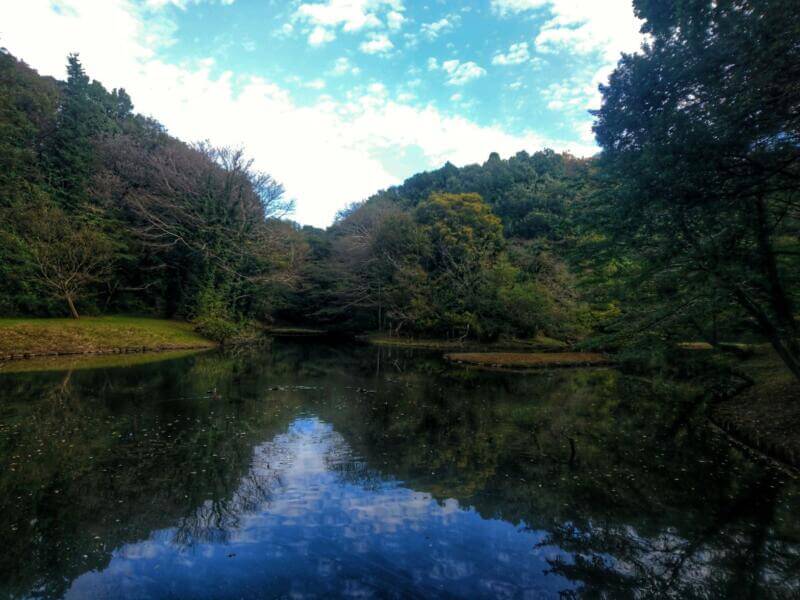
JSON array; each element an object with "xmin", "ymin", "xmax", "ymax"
[{"xmin": 0, "ymin": 317, "xmax": 216, "ymax": 359}]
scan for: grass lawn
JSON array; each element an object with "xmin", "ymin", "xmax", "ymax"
[{"xmin": 0, "ymin": 316, "xmax": 215, "ymax": 359}]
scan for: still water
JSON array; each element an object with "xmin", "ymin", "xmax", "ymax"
[{"xmin": 0, "ymin": 340, "xmax": 797, "ymax": 599}]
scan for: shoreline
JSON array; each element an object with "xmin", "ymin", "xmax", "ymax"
[
  {"xmin": 0, "ymin": 317, "xmax": 216, "ymax": 362},
  {"xmin": 444, "ymin": 351, "xmax": 612, "ymax": 369},
  {"xmin": 0, "ymin": 343, "xmax": 215, "ymax": 363},
  {"xmin": 3, "ymin": 320, "xmax": 798, "ymax": 471},
  {"xmin": 360, "ymin": 334, "xmax": 570, "ymax": 352}
]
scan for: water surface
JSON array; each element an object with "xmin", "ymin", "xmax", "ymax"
[{"xmin": 0, "ymin": 340, "xmax": 797, "ymax": 599}]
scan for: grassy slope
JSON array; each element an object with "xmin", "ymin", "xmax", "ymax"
[{"xmin": 0, "ymin": 317, "xmax": 215, "ymax": 358}]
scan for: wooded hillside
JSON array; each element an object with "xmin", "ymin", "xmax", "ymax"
[{"xmin": 2, "ymin": 0, "xmax": 799, "ymax": 386}]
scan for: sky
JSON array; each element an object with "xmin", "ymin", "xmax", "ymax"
[{"xmin": 0, "ymin": 0, "xmax": 644, "ymax": 226}]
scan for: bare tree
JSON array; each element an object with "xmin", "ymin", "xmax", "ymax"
[
  {"xmin": 93, "ymin": 135, "xmax": 301, "ymax": 311},
  {"xmin": 23, "ymin": 203, "xmax": 113, "ymax": 318}
]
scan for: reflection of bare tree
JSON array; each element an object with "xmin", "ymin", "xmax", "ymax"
[
  {"xmin": 327, "ymin": 454, "xmax": 387, "ymax": 491},
  {"xmin": 171, "ymin": 419, "xmax": 383, "ymax": 548},
  {"xmin": 321, "ymin": 427, "xmax": 389, "ymax": 492},
  {"xmin": 172, "ymin": 455, "xmax": 284, "ymax": 547},
  {"xmin": 543, "ymin": 472, "xmax": 800, "ymax": 599},
  {"xmin": 317, "ymin": 365, "xmax": 800, "ymax": 599}
]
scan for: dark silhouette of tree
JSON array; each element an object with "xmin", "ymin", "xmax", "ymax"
[{"xmin": 593, "ymin": 0, "xmax": 800, "ymax": 381}]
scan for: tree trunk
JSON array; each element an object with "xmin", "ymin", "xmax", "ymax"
[
  {"xmin": 66, "ymin": 293, "xmax": 80, "ymax": 319},
  {"xmin": 754, "ymin": 196, "xmax": 799, "ymax": 353}
]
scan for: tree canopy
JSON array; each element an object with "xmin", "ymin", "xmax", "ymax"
[
  {"xmin": 593, "ymin": 0, "xmax": 800, "ymax": 380},
  {"xmin": 1, "ymin": 12, "xmax": 798, "ymax": 385}
]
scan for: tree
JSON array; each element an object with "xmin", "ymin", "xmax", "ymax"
[
  {"xmin": 93, "ymin": 135, "xmax": 297, "ymax": 320},
  {"xmin": 593, "ymin": 0, "xmax": 800, "ymax": 381},
  {"xmin": 0, "ymin": 50, "xmax": 61, "ymax": 315},
  {"xmin": 46, "ymin": 54, "xmax": 109, "ymax": 209},
  {"xmin": 415, "ymin": 192, "xmax": 505, "ymax": 338},
  {"xmin": 322, "ymin": 199, "xmax": 409, "ymax": 331},
  {"xmin": 0, "ymin": 49, "xmax": 58, "ymax": 207},
  {"xmin": 21, "ymin": 203, "xmax": 113, "ymax": 318}
]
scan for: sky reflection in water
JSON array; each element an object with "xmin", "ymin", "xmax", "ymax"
[
  {"xmin": 0, "ymin": 341, "xmax": 798, "ymax": 599},
  {"xmin": 66, "ymin": 418, "xmax": 568, "ymax": 599}
]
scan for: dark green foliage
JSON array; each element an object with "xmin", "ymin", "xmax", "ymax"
[
  {"xmin": 364, "ymin": 149, "xmax": 592, "ymax": 241},
  {"xmin": 45, "ymin": 54, "xmax": 113, "ymax": 209},
  {"xmin": 0, "ymin": 50, "xmax": 61, "ymax": 314},
  {"xmin": 593, "ymin": 0, "xmax": 800, "ymax": 380},
  {"xmin": 0, "ymin": 51, "xmax": 58, "ymax": 203},
  {"xmin": 2, "ymin": 11, "xmax": 798, "ymax": 387},
  {"xmin": 301, "ymin": 159, "xmax": 594, "ymax": 341},
  {"xmin": 0, "ymin": 49, "xmax": 298, "ymax": 323},
  {"xmin": 14, "ymin": 200, "xmax": 115, "ymax": 318},
  {"xmin": 297, "ymin": 148, "xmax": 600, "ymax": 341}
]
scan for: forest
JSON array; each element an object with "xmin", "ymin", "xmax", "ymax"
[{"xmin": 0, "ymin": 0, "xmax": 798, "ymax": 387}]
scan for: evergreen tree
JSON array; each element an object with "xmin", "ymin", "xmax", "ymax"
[
  {"xmin": 46, "ymin": 54, "xmax": 107, "ymax": 209},
  {"xmin": 593, "ymin": 0, "xmax": 800, "ymax": 381}
]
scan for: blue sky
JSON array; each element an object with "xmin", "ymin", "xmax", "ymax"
[{"xmin": 1, "ymin": 0, "xmax": 643, "ymax": 226}]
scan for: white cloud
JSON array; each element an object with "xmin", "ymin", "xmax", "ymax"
[
  {"xmin": 331, "ymin": 57, "xmax": 360, "ymax": 76},
  {"xmin": 542, "ymin": 67, "xmax": 607, "ymax": 113},
  {"xmin": 292, "ymin": 0, "xmax": 404, "ymax": 43},
  {"xmin": 426, "ymin": 57, "xmax": 439, "ymax": 71},
  {"xmin": 0, "ymin": 0, "xmax": 596, "ymax": 227},
  {"xmin": 146, "ymin": 0, "xmax": 235, "ymax": 8},
  {"xmin": 420, "ymin": 16, "xmax": 458, "ymax": 40},
  {"xmin": 491, "ymin": 0, "xmax": 643, "ymax": 62},
  {"xmin": 491, "ymin": 0, "xmax": 643, "ymax": 144},
  {"xmin": 491, "ymin": 41, "xmax": 530, "ymax": 66},
  {"xmin": 441, "ymin": 60, "xmax": 486, "ymax": 85},
  {"xmin": 386, "ymin": 10, "xmax": 404, "ymax": 30},
  {"xmin": 359, "ymin": 33, "xmax": 393, "ymax": 54},
  {"xmin": 308, "ymin": 26, "xmax": 336, "ymax": 46},
  {"xmin": 489, "ymin": 0, "xmax": 547, "ymax": 16},
  {"xmin": 286, "ymin": 75, "xmax": 328, "ymax": 90},
  {"xmin": 295, "ymin": 0, "xmax": 380, "ymax": 31}
]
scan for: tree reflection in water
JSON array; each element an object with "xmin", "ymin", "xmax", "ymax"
[{"xmin": 0, "ymin": 340, "xmax": 797, "ymax": 599}]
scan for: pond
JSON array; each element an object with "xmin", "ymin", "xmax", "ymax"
[{"xmin": 0, "ymin": 339, "xmax": 797, "ymax": 599}]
